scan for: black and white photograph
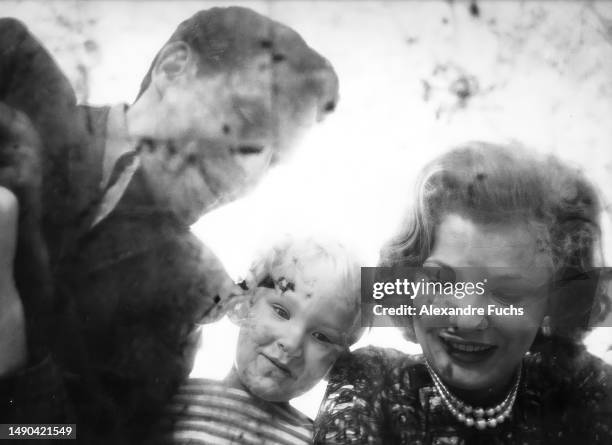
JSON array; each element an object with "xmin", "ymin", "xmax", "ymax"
[{"xmin": 1, "ymin": 1, "xmax": 611, "ymax": 444}]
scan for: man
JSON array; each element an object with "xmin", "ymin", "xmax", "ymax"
[{"xmin": 0, "ymin": 7, "xmax": 338, "ymax": 444}]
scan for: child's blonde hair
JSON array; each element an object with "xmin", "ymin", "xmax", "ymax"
[{"xmin": 240, "ymin": 236, "xmax": 364, "ymax": 346}]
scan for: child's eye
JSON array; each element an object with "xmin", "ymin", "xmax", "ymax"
[
  {"xmin": 312, "ymin": 332, "xmax": 333, "ymax": 344},
  {"xmin": 272, "ymin": 304, "xmax": 290, "ymax": 320},
  {"xmin": 421, "ymin": 265, "xmax": 455, "ymax": 285}
]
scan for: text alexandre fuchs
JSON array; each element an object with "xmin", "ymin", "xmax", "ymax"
[{"xmin": 370, "ymin": 278, "xmax": 525, "ymax": 317}]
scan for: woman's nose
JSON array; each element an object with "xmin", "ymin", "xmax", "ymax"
[{"xmin": 448, "ymin": 291, "xmax": 489, "ymax": 330}]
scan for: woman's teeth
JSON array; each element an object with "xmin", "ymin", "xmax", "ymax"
[
  {"xmin": 440, "ymin": 336, "xmax": 495, "ymax": 353},
  {"xmin": 448, "ymin": 342, "xmax": 493, "ymax": 352}
]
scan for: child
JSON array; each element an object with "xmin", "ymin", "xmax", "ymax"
[{"xmin": 163, "ymin": 238, "xmax": 363, "ymax": 444}]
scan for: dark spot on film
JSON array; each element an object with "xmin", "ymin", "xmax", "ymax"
[
  {"xmin": 136, "ymin": 138, "xmax": 156, "ymax": 153},
  {"xmin": 467, "ymin": 183, "xmax": 476, "ymax": 201},
  {"xmin": 469, "ymin": 0, "xmax": 480, "ymax": 18},
  {"xmin": 260, "ymin": 39, "xmax": 273, "ymax": 49},
  {"xmin": 449, "ymin": 75, "xmax": 479, "ymax": 105},
  {"xmin": 421, "ymin": 80, "xmax": 431, "ymax": 102},
  {"xmin": 83, "ymin": 39, "xmax": 98, "ymax": 53},
  {"xmin": 277, "ymin": 277, "xmax": 295, "ymax": 293},
  {"xmin": 222, "ymin": 124, "xmax": 231, "ymax": 135},
  {"xmin": 257, "ymin": 274, "xmax": 275, "ymax": 289},
  {"xmin": 166, "ymin": 141, "xmax": 177, "ymax": 156},
  {"xmin": 450, "ymin": 77, "xmax": 472, "ymax": 100},
  {"xmin": 324, "ymin": 101, "xmax": 336, "ymax": 112},
  {"xmin": 272, "ymin": 53, "xmax": 286, "ymax": 63}
]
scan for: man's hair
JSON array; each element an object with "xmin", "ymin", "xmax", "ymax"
[
  {"xmin": 246, "ymin": 236, "xmax": 363, "ymax": 346},
  {"xmin": 380, "ymin": 142, "xmax": 609, "ymax": 342},
  {"xmin": 136, "ymin": 7, "xmax": 339, "ymax": 122}
]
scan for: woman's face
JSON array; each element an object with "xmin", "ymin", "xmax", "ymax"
[{"xmin": 413, "ymin": 213, "xmax": 552, "ymax": 395}]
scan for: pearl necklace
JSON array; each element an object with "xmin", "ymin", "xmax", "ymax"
[{"xmin": 425, "ymin": 361, "xmax": 521, "ymax": 430}]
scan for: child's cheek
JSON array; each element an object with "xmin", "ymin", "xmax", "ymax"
[{"xmin": 244, "ymin": 313, "xmax": 277, "ymax": 346}]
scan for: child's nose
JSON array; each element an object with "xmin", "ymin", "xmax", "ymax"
[{"xmin": 277, "ymin": 326, "xmax": 304, "ymax": 359}]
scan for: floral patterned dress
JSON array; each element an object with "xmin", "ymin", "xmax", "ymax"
[{"xmin": 314, "ymin": 340, "xmax": 612, "ymax": 445}]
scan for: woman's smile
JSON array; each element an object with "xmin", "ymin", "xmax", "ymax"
[{"xmin": 437, "ymin": 332, "xmax": 498, "ymax": 364}]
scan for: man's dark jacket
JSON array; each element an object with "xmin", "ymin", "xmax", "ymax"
[{"xmin": 0, "ymin": 18, "xmax": 228, "ymax": 444}]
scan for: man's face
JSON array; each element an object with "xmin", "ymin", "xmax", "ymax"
[
  {"xmin": 139, "ymin": 54, "xmax": 319, "ymax": 223},
  {"xmin": 234, "ymin": 257, "xmax": 359, "ymax": 402}
]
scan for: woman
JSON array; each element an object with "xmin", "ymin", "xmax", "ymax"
[{"xmin": 314, "ymin": 142, "xmax": 612, "ymax": 444}]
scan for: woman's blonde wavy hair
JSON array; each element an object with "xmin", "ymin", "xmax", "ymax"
[{"xmin": 380, "ymin": 141, "xmax": 609, "ymax": 343}]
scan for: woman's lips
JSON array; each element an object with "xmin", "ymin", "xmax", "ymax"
[{"xmin": 438, "ymin": 334, "xmax": 497, "ymax": 363}]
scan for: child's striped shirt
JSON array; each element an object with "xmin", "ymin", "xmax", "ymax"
[{"xmin": 164, "ymin": 378, "xmax": 313, "ymax": 444}]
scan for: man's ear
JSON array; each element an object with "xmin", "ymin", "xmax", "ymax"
[{"xmin": 152, "ymin": 41, "xmax": 193, "ymax": 88}]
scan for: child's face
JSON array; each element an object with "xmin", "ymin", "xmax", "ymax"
[{"xmin": 234, "ymin": 257, "xmax": 358, "ymax": 402}]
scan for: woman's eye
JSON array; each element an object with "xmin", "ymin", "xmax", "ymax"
[
  {"xmin": 424, "ymin": 269, "xmax": 442, "ymax": 283},
  {"xmin": 421, "ymin": 264, "xmax": 455, "ymax": 284},
  {"xmin": 312, "ymin": 332, "xmax": 333, "ymax": 344},
  {"xmin": 272, "ymin": 304, "xmax": 290, "ymax": 320},
  {"xmin": 490, "ymin": 290, "xmax": 523, "ymax": 305}
]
